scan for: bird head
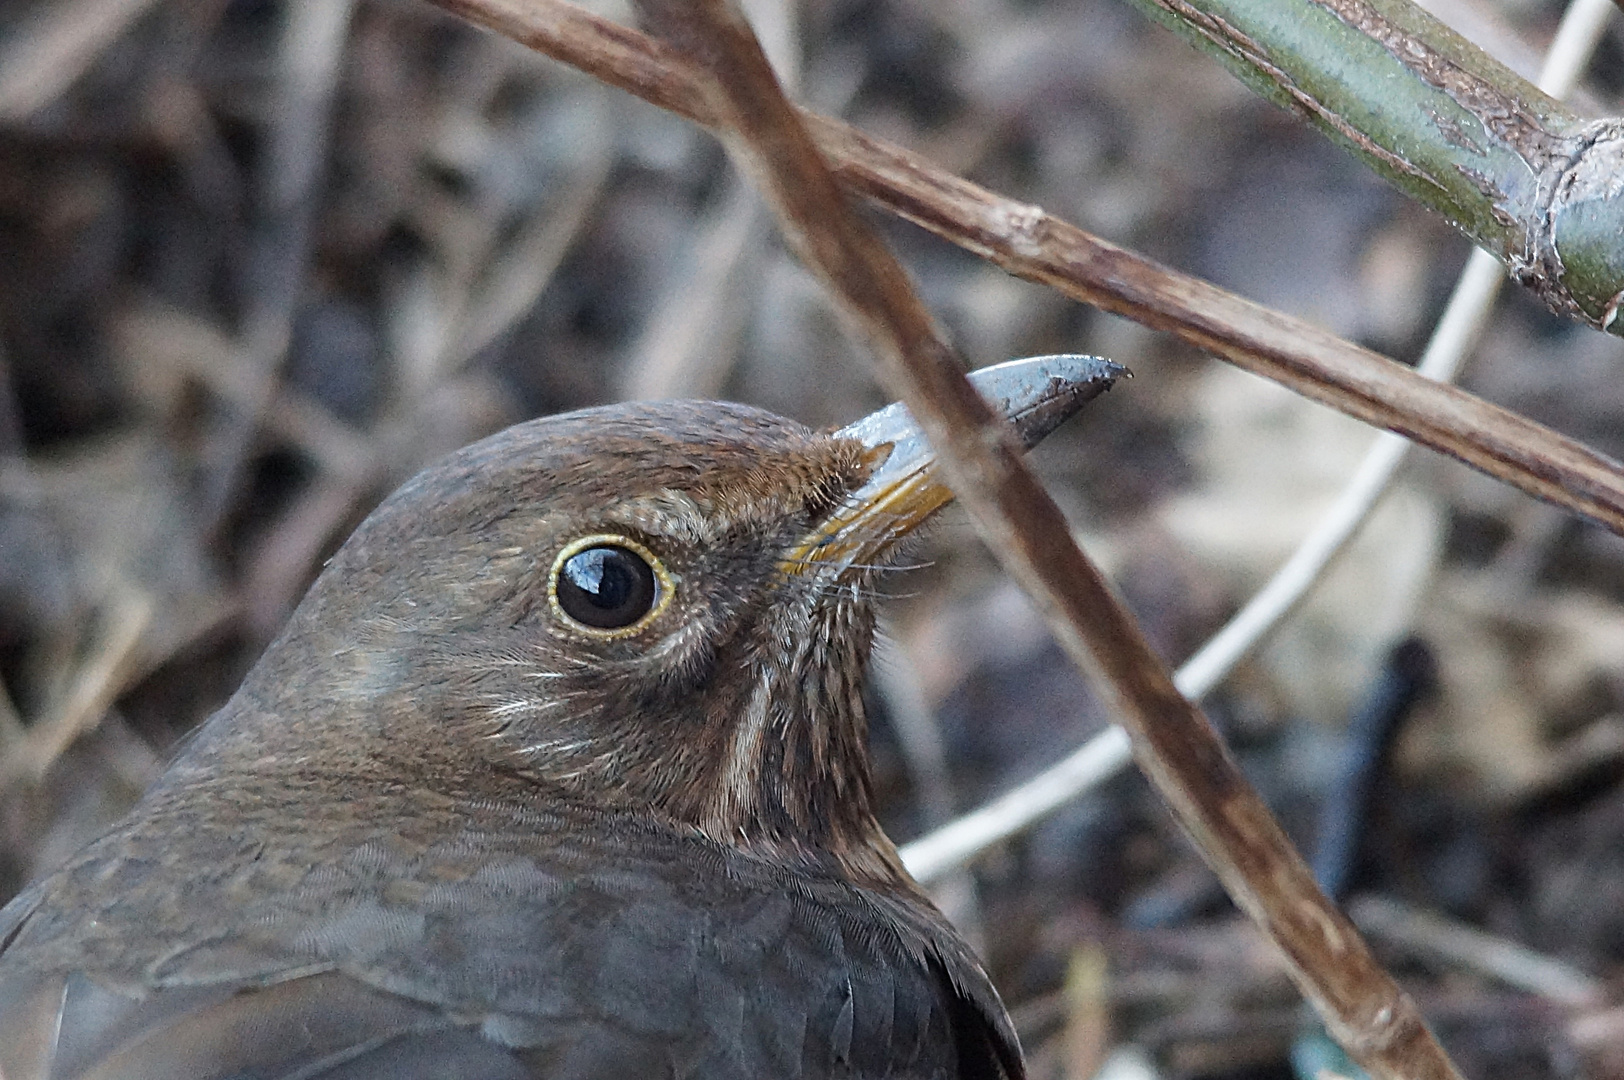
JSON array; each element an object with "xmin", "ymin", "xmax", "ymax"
[{"xmin": 185, "ymin": 357, "xmax": 1121, "ymax": 884}]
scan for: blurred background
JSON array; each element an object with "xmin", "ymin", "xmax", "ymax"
[{"xmin": 1, "ymin": 0, "xmax": 1624, "ymax": 1074}]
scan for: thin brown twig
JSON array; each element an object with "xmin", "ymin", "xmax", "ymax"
[
  {"xmin": 619, "ymin": 178, "xmax": 768, "ymax": 401},
  {"xmin": 619, "ymin": 0, "xmax": 800, "ymax": 402},
  {"xmin": 4, "ymin": 589, "xmax": 154, "ymax": 783},
  {"xmin": 627, "ymin": 0, "xmax": 1465, "ymax": 1077},
  {"xmin": 202, "ymin": 0, "xmax": 358, "ymax": 529},
  {"xmin": 241, "ymin": 476, "xmax": 378, "ymax": 639},
  {"xmin": 442, "ymin": 141, "xmax": 614, "ymax": 377},
  {"xmin": 0, "ymin": 0, "xmax": 164, "ymax": 121},
  {"xmin": 429, "ymin": 0, "xmax": 1624, "ymax": 538}
]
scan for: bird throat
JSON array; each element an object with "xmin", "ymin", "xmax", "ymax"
[{"xmin": 700, "ymin": 589, "xmax": 907, "ymax": 888}]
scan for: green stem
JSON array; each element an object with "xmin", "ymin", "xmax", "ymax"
[{"xmin": 1125, "ymin": 0, "xmax": 1624, "ymax": 331}]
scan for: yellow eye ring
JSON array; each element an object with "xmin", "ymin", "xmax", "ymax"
[{"xmin": 547, "ymin": 534, "xmax": 674, "ymax": 638}]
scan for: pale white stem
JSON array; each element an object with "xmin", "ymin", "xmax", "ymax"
[
  {"xmin": 1534, "ymin": 0, "xmax": 1616, "ymax": 100},
  {"xmin": 901, "ymin": 727, "xmax": 1133, "ymax": 883},
  {"xmin": 901, "ymin": 0, "xmax": 1612, "ymax": 884},
  {"xmin": 1177, "ymin": 249, "xmax": 1504, "ymax": 701}
]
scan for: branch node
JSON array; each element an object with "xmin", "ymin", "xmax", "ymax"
[{"xmin": 1521, "ymin": 117, "xmax": 1624, "ymax": 330}]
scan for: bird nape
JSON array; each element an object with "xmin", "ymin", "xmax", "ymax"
[{"xmin": 0, "ymin": 355, "xmax": 1122, "ymax": 1080}]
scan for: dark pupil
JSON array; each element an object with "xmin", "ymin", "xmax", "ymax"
[{"xmin": 556, "ymin": 545, "xmax": 657, "ymax": 629}]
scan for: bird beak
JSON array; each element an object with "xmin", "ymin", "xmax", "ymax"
[{"xmin": 785, "ymin": 355, "xmax": 1126, "ymax": 577}]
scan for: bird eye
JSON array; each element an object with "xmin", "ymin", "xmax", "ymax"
[{"xmin": 549, "ymin": 535, "xmax": 669, "ymax": 634}]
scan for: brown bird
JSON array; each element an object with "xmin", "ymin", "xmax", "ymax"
[{"xmin": 0, "ymin": 355, "xmax": 1121, "ymax": 1080}]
